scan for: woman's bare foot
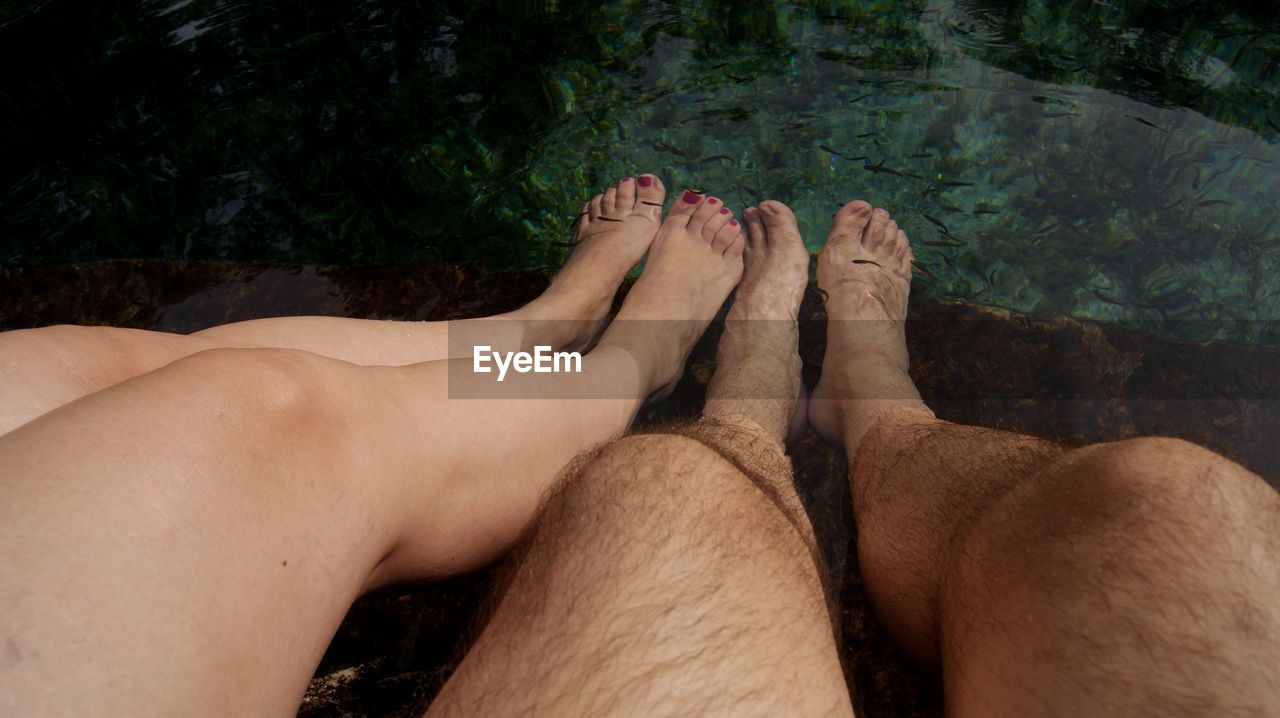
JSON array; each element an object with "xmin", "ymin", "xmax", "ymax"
[
  {"xmin": 809, "ymin": 200, "xmax": 933, "ymax": 450},
  {"xmin": 595, "ymin": 190, "xmax": 745, "ymax": 398},
  {"xmin": 513, "ymin": 174, "xmax": 667, "ymax": 352},
  {"xmin": 703, "ymin": 200, "xmax": 811, "ymax": 444}
]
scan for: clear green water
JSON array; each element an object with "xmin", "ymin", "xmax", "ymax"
[{"xmin": 2, "ymin": 1, "xmax": 1278, "ymax": 342}]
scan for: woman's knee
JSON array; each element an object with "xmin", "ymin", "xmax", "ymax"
[{"xmin": 161, "ymin": 347, "xmax": 353, "ymax": 431}]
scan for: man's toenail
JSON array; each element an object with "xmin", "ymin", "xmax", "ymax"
[
  {"xmin": 719, "ymin": 208, "xmax": 729, "ymax": 214},
  {"xmin": 638, "ymin": 176, "xmax": 653, "ymax": 187},
  {"xmin": 708, "ymin": 197, "xmax": 718, "ymax": 204},
  {"xmin": 682, "ymin": 190, "xmax": 702, "ymax": 203}
]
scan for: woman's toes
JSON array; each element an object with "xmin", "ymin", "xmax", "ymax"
[
  {"xmin": 616, "ymin": 176, "xmax": 636, "ymax": 209},
  {"xmin": 589, "ymin": 193, "xmax": 605, "ymax": 221},
  {"xmin": 635, "ymin": 174, "xmax": 666, "ymax": 217},
  {"xmin": 668, "ymin": 189, "xmax": 705, "ymax": 221},
  {"xmin": 712, "ymin": 219, "xmax": 742, "ymax": 255},
  {"xmin": 702, "ymin": 205, "xmax": 733, "ymax": 243},
  {"xmin": 602, "ymin": 185, "xmax": 620, "ymax": 215},
  {"xmin": 688, "ymin": 195, "xmax": 724, "ymax": 236}
]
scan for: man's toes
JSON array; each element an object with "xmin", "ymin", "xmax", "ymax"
[
  {"xmin": 712, "ymin": 220, "xmax": 744, "ymax": 256},
  {"xmin": 667, "ymin": 189, "xmax": 705, "ymax": 222},
  {"xmin": 687, "ymin": 195, "xmax": 724, "ymax": 235},
  {"xmin": 758, "ymin": 200, "xmax": 797, "ymax": 231},
  {"xmin": 743, "ymin": 207, "xmax": 767, "ymax": 249},
  {"xmin": 826, "ymin": 200, "xmax": 874, "ymax": 247},
  {"xmin": 863, "ymin": 209, "xmax": 893, "ymax": 249},
  {"xmin": 758, "ymin": 200, "xmax": 803, "ymax": 249},
  {"xmin": 616, "ymin": 176, "xmax": 636, "ymax": 209}
]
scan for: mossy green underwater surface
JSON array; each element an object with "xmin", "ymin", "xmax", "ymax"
[{"xmin": 2, "ymin": 0, "xmax": 1279, "ymax": 341}]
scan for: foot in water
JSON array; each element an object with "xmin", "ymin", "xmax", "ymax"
[
  {"xmin": 513, "ymin": 174, "xmax": 667, "ymax": 352},
  {"xmin": 595, "ymin": 190, "xmax": 745, "ymax": 399},
  {"xmin": 703, "ymin": 200, "xmax": 811, "ymax": 444},
  {"xmin": 809, "ymin": 200, "xmax": 934, "ymax": 450}
]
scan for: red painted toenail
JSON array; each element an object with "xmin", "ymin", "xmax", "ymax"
[
  {"xmin": 622, "ymin": 176, "xmax": 632, "ymax": 182},
  {"xmin": 730, "ymin": 220, "xmax": 738, "ymax": 226},
  {"xmin": 707, "ymin": 197, "xmax": 718, "ymax": 204},
  {"xmin": 682, "ymin": 190, "xmax": 702, "ymax": 203},
  {"xmin": 637, "ymin": 176, "xmax": 653, "ymax": 187},
  {"xmin": 720, "ymin": 208, "xmax": 729, "ymax": 214}
]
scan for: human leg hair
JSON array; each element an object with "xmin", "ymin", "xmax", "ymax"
[
  {"xmin": 812, "ymin": 200, "xmax": 1280, "ymax": 714},
  {"xmin": 0, "ymin": 174, "xmax": 668, "ymax": 435},
  {"xmin": 426, "ymin": 431, "xmax": 851, "ymax": 718}
]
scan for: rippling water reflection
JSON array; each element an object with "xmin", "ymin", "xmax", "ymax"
[{"xmin": 2, "ymin": 0, "xmax": 1277, "ymax": 341}]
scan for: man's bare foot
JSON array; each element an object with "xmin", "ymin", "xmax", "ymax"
[
  {"xmin": 595, "ymin": 190, "xmax": 745, "ymax": 398},
  {"xmin": 809, "ymin": 200, "xmax": 934, "ymax": 450},
  {"xmin": 703, "ymin": 200, "xmax": 810, "ymax": 444},
  {"xmin": 513, "ymin": 174, "xmax": 667, "ymax": 352}
]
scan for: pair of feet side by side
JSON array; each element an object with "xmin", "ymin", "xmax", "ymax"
[{"xmin": 530, "ymin": 174, "xmax": 925, "ymax": 447}]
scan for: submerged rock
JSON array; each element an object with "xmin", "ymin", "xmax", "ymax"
[{"xmin": 4, "ymin": 260, "xmax": 1277, "ymax": 718}]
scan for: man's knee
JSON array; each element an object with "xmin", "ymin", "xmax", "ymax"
[
  {"xmin": 556, "ymin": 432, "xmax": 814, "ymax": 555},
  {"xmin": 958, "ymin": 436, "xmax": 1279, "ymax": 576}
]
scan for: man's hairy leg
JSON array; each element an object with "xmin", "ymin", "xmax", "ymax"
[
  {"xmin": 811, "ymin": 200, "xmax": 1280, "ymax": 715},
  {"xmin": 428, "ymin": 198, "xmax": 851, "ymax": 717},
  {"xmin": 426, "ymin": 433, "xmax": 850, "ymax": 718}
]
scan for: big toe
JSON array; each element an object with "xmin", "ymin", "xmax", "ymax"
[
  {"xmin": 635, "ymin": 173, "xmax": 666, "ymax": 219},
  {"xmin": 666, "ymin": 188, "xmax": 706, "ymax": 223},
  {"xmin": 826, "ymin": 200, "xmax": 874, "ymax": 249}
]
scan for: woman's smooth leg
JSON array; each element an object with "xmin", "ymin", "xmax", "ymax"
[
  {"xmin": 0, "ymin": 175, "xmax": 668, "ymax": 435},
  {"xmin": 0, "ymin": 190, "xmax": 743, "ymax": 716}
]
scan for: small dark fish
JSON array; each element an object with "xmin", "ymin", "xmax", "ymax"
[
  {"xmin": 863, "ymin": 162, "xmax": 901, "ymax": 177},
  {"xmin": 617, "ymin": 125, "xmax": 628, "ymax": 141},
  {"xmin": 941, "ymin": 204, "xmax": 965, "ymax": 213},
  {"xmin": 857, "ymin": 131, "xmax": 880, "ymax": 138},
  {"xmin": 819, "ymin": 144, "xmax": 844, "ymax": 156},
  {"xmin": 921, "ymin": 183, "xmax": 937, "ymax": 198},
  {"xmin": 923, "ymin": 214, "xmax": 949, "ymax": 232},
  {"xmin": 1131, "ymin": 116, "xmax": 1165, "ymax": 131},
  {"xmin": 1035, "ymin": 221, "xmax": 1061, "ymax": 235},
  {"xmin": 925, "ymin": 239, "xmax": 963, "ymax": 248},
  {"xmin": 1191, "ymin": 168, "xmax": 1202, "ymax": 190},
  {"xmin": 1090, "ymin": 289, "xmax": 1125, "ymax": 306},
  {"xmin": 1043, "ymin": 112, "xmax": 1076, "ymax": 118},
  {"xmin": 701, "ymin": 154, "xmax": 735, "ymax": 164},
  {"xmin": 849, "ymin": 93, "xmax": 872, "ymax": 104},
  {"xmin": 911, "ymin": 260, "xmax": 941, "ymax": 282},
  {"xmin": 908, "ymin": 152, "xmax": 932, "ymax": 159},
  {"xmin": 1197, "ymin": 199, "xmax": 1233, "ymax": 207},
  {"xmin": 652, "ymin": 141, "xmax": 686, "ymax": 156},
  {"xmin": 709, "ymin": 63, "xmax": 729, "ymax": 71},
  {"xmin": 940, "ymin": 181, "xmax": 973, "ymax": 188},
  {"xmin": 725, "ymin": 73, "xmax": 751, "ymax": 82},
  {"xmin": 973, "ymin": 209, "xmax": 999, "ymax": 215},
  {"xmin": 848, "ymin": 155, "xmax": 867, "ymax": 162}
]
